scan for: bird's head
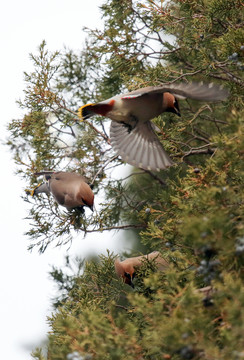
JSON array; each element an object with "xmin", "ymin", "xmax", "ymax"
[
  {"xmin": 81, "ymin": 195, "xmax": 94, "ymax": 211},
  {"xmin": 123, "ymin": 268, "xmax": 135, "ymax": 288},
  {"xmin": 164, "ymin": 92, "xmax": 181, "ymax": 117},
  {"xmin": 114, "ymin": 258, "xmax": 136, "ymax": 288},
  {"xmin": 79, "ymin": 183, "xmax": 95, "ymax": 211}
]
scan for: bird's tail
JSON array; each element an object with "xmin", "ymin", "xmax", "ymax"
[
  {"xmin": 26, "ymin": 182, "xmax": 50, "ymax": 197},
  {"xmin": 78, "ymin": 103, "xmax": 96, "ymax": 120},
  {"xmin": 78, "ymin": 100, "xmax": 116, "ymax": 120},
  {"xmin": 110, "ymin": 121, "xmax": 173, "ymax": 172}
]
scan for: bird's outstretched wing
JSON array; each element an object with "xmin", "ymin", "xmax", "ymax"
[
  {"xmin": 110, "ymin": 121, "xmax": 173, "ymax": 172},
  {"xmin": 122, "ymin": 82, "xmax": 229, "ymax": 102}
]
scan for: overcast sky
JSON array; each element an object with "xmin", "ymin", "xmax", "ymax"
[{"xmin": 0, "ymin": 1, "xmax": 134, "ymax": 359}]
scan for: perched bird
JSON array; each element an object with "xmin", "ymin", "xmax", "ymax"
[
  {"xmin": 78, "ymin": 82, "xmax": 229, "ymax": 171},
  {"xmin": 114, "ymin": 251, "xmax": 168, "ymax": 288},
  {"xmin": 31, "ymin": 171, "xmax": 94, "ymax": 212}
]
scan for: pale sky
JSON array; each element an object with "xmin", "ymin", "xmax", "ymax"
[{"xmin": 0, "ymin": 1, "xmax": 133, "ymax": 359}]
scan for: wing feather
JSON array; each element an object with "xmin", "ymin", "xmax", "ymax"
[
  {"xmin": 122, "ymin": 82, "xmax": 229, "ymax": 102},
  {"xmin": 110, "ymin": 121, "xmax": 173, "ymax": 171}
]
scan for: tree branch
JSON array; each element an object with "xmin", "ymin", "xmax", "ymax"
[
  {"xmin": 91, "ymin": 155, "xmax": 118, "ymax": 186},
  {"xmin": 142, "ymin": 169, "xmax": 167, "ymax": 186},
  {"xmin": 61, "ymin": 105, "xmax": 111, "ymax": 144},
  {"xmin": 182, "ymin": 147, "xmax": 215, "ymax": 158},
  {"xmin": 84, "ymin": 224, "xmax": 146, "ymax": 233}
]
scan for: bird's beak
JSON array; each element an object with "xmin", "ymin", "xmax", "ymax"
[
  {"xmin": 166, "ymin": 103, "xmax": 181, "ymax": 117},
  {"xmin": 172, "ymin": 99, "xmax": 181, "ymax": 117},
  {"xmin": 174, "ymin": 107, "xmax": 181, "ymax": 117},
  {"xmin": 89, "ymin": 205, "xmax": 94, "ymax": 212},
  {"xmin": 128, "ymin": 274, "xmax": 135, "ymax": 288}
]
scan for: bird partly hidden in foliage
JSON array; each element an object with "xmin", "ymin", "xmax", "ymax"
[
  {"xmin": 78, "ymin": 82, "xmax": 229, "ymax": 172},
  {"xmin": 114, "ymin": 251, "xmax": 168, "ymax": 288},
  {"xmin": 30, "ymin": 171, "xmax": 94, "ymax": 213}
]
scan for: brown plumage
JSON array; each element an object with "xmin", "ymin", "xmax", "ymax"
[
  {"xmin": 114, "ymin": 251, "xmax": 168, "ymax": 287},
  {"xmin": 32, "ymin": 171, "xmax": 94, "ymax": 212},
  {"xmin": 79, "ymin": 82, "xmax": 229, "ymax": 172}
]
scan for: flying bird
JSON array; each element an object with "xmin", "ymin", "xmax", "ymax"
[
  {"xmin": 78, "ymin": 82, "xmax": 229, "ymax": 171},
  {"xmin": 114, "ymin": 251, "xmax": 168, "ymax": 288},
  {"xmin": 31, "ymin": 171, "xmax": 94, "ymax": 212}
]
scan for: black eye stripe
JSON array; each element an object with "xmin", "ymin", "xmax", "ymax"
[
  {"xmin": 124, "ymin": 272, "xmax": 131, "ymax": 279},
  {"xmin": 124, "ymin": 272, "xmax": 135, "ymax": 280}
]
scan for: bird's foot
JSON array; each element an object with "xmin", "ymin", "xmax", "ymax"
[
  {"xmin": 75, "ymin": 206, "xmax": 85, "ymax": 214},
  {"xmin": 121, "ymin": 116, "xmax": 138, "ymax": 133}
]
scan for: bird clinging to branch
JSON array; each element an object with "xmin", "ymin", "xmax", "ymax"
[
  {"xmin": 30, "ymin": 171, "xmax": 94, "ymax": 213},
  {"xmin": 114, "ymin": 251, "xmax": 169, "ymax": 288}
]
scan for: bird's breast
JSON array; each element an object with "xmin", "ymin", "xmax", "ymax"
[{"xmin": 108, "ymin": 94, "xmax": 164, "ymax": 124}]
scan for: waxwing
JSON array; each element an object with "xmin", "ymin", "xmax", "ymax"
[
  {"xmin": 79, "ymin": 82, "xmax": 229, "ymax": 171},
  {"xmin": 114, "ymin": 251, "xmax": 168, "ymax": 288},
  {"xmin": 31, "ymin": 171, "xmax": 94, "ymax": 212}
]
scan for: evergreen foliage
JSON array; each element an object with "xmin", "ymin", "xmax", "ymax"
[{"xmin": 7, "ymin": 0, "xmax": 244, "ymax": 359}]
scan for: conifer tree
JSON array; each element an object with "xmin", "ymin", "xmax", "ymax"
[{"xmin": 7, "ymin": 0, "xmax": 244, "ymax": 359}]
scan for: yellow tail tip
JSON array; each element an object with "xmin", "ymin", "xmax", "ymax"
[
  {"xmin": 25, "ymin": 188, "xmax": 35, "ymax": 197},
  {"xmin": 77, "ymin": 106, "xmax": 84, "ymax": 119},
  {"xmin": 26, "ymin": 182, "xmax": 43, "ymax": 197},
  {"xmin": 78, "ymin": 103, "xmax": 95, "ymax": 120}
]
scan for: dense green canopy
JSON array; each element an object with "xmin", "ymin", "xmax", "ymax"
[{"xmin": 7, "ymin": 0, "xmax": 244, "ymax": 359}]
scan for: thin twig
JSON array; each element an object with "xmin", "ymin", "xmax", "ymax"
[
  {"xmin": 91, "ymin": 155, "xmax": 118, "ymax": 186},
  {"xmin": 142, "ymin": 169, "xmax": 167, "ymax": 186},
  {"xmin": 210, "ymin": 70, "xmax": 243, "ymax": 86},
  {"xmin": 84, "ymin": 224, "xmax": 146, "ymax": 233},
  {"xmin": 182, "ymin": 147, "xmax": 215, "ymax": 158},
  {"xmin": 162, "ymin": 69, "xmax": 205, "ymax": 84},
  {"xmin": 120, "ymin": 171, "xmax": 145, "ymax": 182},
  {"xmin": 60, "ymin": 105, "xmax": 110, "ymax": 143}
]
